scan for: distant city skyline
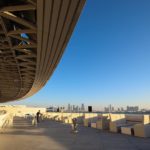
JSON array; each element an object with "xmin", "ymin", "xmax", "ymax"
[
  {"xmin": 4, "ymin": 101, "xmax": 150, "ymax": 112},
  {"xmin": 4, "ymin": 0, "xmax": 150, "ymax": 108}
]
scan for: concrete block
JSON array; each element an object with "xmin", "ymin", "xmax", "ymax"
[
  {"xmin": 121, "ymin": 126, "xmax": 133, "ymax": 135},
  {"xmin": 91, "ymin": 123, "xmax": 97, "ymax": 128},
  {"xmin": 84, "ymin": 119, "xmax": 89, "ymax": 127}
]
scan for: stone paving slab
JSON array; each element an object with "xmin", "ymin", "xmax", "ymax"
[{"xmin": 0, "ymin": 120, "xmax": 150, "ymax": 150}]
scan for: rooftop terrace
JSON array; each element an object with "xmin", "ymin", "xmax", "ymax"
[{"xmin": 0, "ymin": 117, "xmax": 150, "ymax": 150}]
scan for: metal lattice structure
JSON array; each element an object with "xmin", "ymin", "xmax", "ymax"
[{"xmin": 0, "ymin": 0, "xmax": 85, "ymax": 102}]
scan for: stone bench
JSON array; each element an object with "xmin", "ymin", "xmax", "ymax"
[
  {"xmin": 91, "ymin": 122, "xmax": 97, "ymax": 128},
  {"xmin": 109, "ymin": 114, "xmax": 126, "ymax": 132},
  {"xmin": 83, "ymin": 113, "xmax": 99, "ymax": 127},
  {"xmin": 96, "ymin": 114, "xmax": 110, "ymax": 130},
  {"xmin": 133, "ymin": 115, "xmax": 150, "ymax": 137},
  {"xmin": 121, "ymin": 125, "xmax": 134, "ymax": 135},
  {"xmin": 109, "ymin": 114, "xmax": 150, "ymax": 137}
]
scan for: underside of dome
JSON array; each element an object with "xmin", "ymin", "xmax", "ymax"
[{"xmin": 0, "ymin": 0, "xmax": 85, "ymax": 102}]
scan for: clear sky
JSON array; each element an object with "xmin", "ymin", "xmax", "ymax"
[{"xmin": 6, "ymin": 0, "xmax": 150, "ymax": 110}]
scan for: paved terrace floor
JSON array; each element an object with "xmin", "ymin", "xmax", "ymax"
[{"xmin": 0, "ymin": 117, "xmax": 150, "ymax": 150}]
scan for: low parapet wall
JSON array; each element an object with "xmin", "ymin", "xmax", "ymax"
[
  {"xmin": 45, "ymin": 112, "xmax": 150, "ymax": 138},
  {"xmin": 0, "ymin": 106, "xmax": 46, "ymax": 116}
]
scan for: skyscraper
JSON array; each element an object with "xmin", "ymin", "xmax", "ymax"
[
  {"xmin": 81, "ymin": 103, "xmax": 85, "ymax": 112},
  {"xmin": 68, "ymin": 104, "xmax": 71, "ymax": 112}
]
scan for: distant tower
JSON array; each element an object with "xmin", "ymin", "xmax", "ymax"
[
  {"xmin": 109, "ymin": 104, "xmax": 112, "ymax": 112},
  {"xmin": 68, "ymin": 104, "xmax": 71, "ymax": 112},
  {"xmin": 111, "ymin": 106, "xmax": 114, "ymax": 112},
  {"xmin": 121, "ymin": 107, "xmax": 124, "ymax": 112},
  {"xmin": 104, "ymin": 107, "xmax": 107, "ymax": 112},
  {"xmin": 79, "ymin": 107, "xmax": 81, "ymax": 111},
  {"xmin": 73, "ymin": 105, "xmax": 75, "ymax": 112},
  {"xmin": 81, "ymin": 103, "xmax": 85, "ymax": 112},
  {"xmin": 70, "ymin": 105, "xmax": 72, "ymax": 112},
  {"xmin": 76, "ymin": 106, "xmax": 79, "ymax": 112}
]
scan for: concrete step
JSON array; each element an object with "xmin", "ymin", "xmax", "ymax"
[{"xmin": 12, "ymin": 117, "xmax": 33, "ymax": 128}]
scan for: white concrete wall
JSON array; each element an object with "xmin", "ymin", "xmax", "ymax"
[{"xmin": 0, "ymin": 106, "xmax": 46, "ymax": 116}]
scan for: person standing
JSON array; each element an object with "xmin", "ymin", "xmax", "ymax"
[{"xmin": 36, "ymin": 110, "xmax": 41, "ymax": 123}]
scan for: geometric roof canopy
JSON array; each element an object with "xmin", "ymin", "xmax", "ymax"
[{"xmin": 0, "ymin": 0, "xmax": 85, "ymax": 102}]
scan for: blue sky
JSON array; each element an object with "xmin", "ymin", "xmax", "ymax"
[{"xmin": 6, "ymin": 0, "xmax": 150, "ymax": 110}]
